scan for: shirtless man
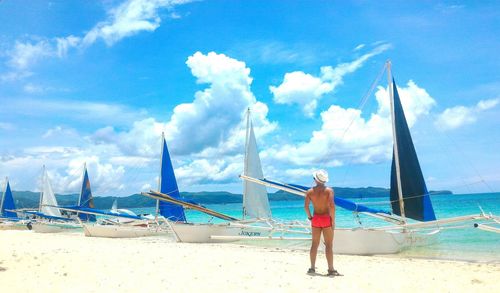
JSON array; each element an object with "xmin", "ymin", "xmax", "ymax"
[{"xmin": 304, "ymin": 169, "xmax": 339, "ymax": 276}]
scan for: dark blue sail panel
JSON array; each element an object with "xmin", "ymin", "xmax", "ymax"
[
  {"xmin": 390, "ymin": 79, "xmax": 436, "ymax": 222},
  {"xmin": 159, "ymin": 138, "xmax": 186, "ymax": 222},
  {"xmin": 1, "ymin": 181, "xmax": 17, "ymax": 218},
  {"xmin": 78, "ymin": 168, "xmax": 96, "ymax": 222},
  {"xmin": 260, "ymin": 178, "xmax": 390, "ymax": 215}
]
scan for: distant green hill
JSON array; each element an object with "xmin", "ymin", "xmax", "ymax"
[{"xmin": 10, "ymin": 188, "xmax": 452, "ymax": 209}]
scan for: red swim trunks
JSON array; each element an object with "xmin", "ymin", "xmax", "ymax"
[{"xmin": 311, "ymin": 214, "xmax": 332, "ymax": 228}]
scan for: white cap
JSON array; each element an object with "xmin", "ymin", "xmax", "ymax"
[{"xmin": 313, "ymin": 169, "xmax": 329, "ymax": 184}]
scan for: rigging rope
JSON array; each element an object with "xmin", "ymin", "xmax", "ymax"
[
  {"xmin": 354, "ymin": 182, "xmax": 498, "ymax": 207},
  {"xmin": 338, "ymin": 63, "xmax": 387, "ymax": 186}
]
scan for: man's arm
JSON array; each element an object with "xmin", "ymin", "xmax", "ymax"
[
  {"xmin": 328, "ymin": 188, "xmax": 335, "ymax": 227},
  {"xmin": 304, "ymin": 190, "xmax": 312, "ymax": 220}
]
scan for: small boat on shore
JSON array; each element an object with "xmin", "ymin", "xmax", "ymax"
[
  {"xmin": 0, "ymin": 178, "xmax": 29, "ymax": 230},
  {"xmin": 32, "ymin": 164, "xmax": 96, "ymax": 233},
  {"xmin": 79, "ymin": 134, "xmax": 181, "ymax": 239}
]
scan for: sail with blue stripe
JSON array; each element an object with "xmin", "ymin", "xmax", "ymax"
[
  {"xmin": 78, "ymin": 165, "xmax": 96, "ymax": 222},
  {"xmin": 390, "ymin": 79, "xmax": 436, "ymax": 222},
  {"xmin": 1, "ymin": 179, "xmax": 17, "ymax": 218},
  {"xmin": 158, "ymin": 137, "xmax": 186, "ymax": 222}
]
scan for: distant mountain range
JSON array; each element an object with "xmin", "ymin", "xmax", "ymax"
[{"xmin": 9, "ymin": 187, "xmax": 452, "ymax": 210}]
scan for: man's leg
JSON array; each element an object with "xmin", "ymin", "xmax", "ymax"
[
  {"xmin": 310, "ymin": 227, "xmax": 322, "ymax": 269},
  {"xmin": 322, "ymin": 226, "xmax": 334, "ymax": 271}
]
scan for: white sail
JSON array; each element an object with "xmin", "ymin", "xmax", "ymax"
[
  {"xmin": 40, "ymin": 169, "xmax": 62, "ymax": 217},
  {"xmin": 243, "ymin": 111, "xmax": 271, "ymax": 219},
  {"xmin": 111, "ymin": 199, "xmax": 118, "ymax": 213}
]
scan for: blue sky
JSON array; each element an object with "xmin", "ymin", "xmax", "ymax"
[{"xmin": 0, "ymin": 0, "xmax": 499, "ymax": 196}]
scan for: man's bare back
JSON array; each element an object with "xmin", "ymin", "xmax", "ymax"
[{"xmin": 306, "ymin": 185, "xmax": 334, "ymax": 216}]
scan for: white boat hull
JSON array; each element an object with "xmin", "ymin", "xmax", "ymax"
[
  {"xmin": 170, "ymin": 222, "xmax": 410, "ymax": 255},
  {"xmin": 170, "ymin": 222, "xmax": 264, "ymax": 243},
  {"xmin": 333, "ymin": 228, "xmax": 407, "ymax": 255},
  {"xmin": 82, "ymin": 224, "xmax": 168, "ymax": 238},
  {"xmin": 31, "ymin": 222, "xmax": 82, "ymax": 233}
]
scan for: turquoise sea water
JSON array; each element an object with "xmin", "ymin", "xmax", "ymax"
[{"xmin": 132, "ymin": 193, "xmax": 500, "ymax": 262}]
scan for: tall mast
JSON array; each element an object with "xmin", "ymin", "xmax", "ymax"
[
  {"xmin": 242, "ymin": 107, "xmax": 251, "ymax": 219},
  {"xmin": 39, "ymin": 165, "xmax": 45, "ymax": 212},
  {"xmin": 244, "ymin": 107, "xmax": 251, "ymax": 175},
  {"xmin": 155, "ymin": 133, "xmax": 164, "ymax": 220},
  {"xmin": 387, "ymin": 60, "xmax": 406, "ymax": 222}
]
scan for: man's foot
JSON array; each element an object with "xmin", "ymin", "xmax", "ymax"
[
  {"xmin": 307, "ymin": 268, "xmax": 315, "ymax": 275},
  {"xmin": 327, "ymin": 269, "xmax": 342, "ymax": 277}
]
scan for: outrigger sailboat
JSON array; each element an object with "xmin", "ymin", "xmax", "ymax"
[
  {"xmin": 17, "ymin": 166, "xmax": 76, "ymax": 228},
  {"xmin": 157, "ymin": 108, "xmax": 414, "ymax": 253},
  {"xmin": 61, "ymin": 134, "xmax": 183, "ymax": 238},
  {"xmin": 140, "ymin": 135, "xmax": 235, "ymax": 241},
  {"xmin": 142, "ymin": 62, "xmax": 498, "ymax": 254},
  {"xmin": 240, "ymin": 61, "xmax": 499, "ymax": 253},
  {"xmin": 55, "ymin": 201, "xmax": 154, "ymax": 238},
  {"xmin": 0, "ymin": 178, "xmax": 28, "ymax": 230},
  {"xmin": 143, "ymin": 110, "xmax": 316, "ymax": 244},
  {"xmin": 31, "ymin": 164, "xmax": 95, "ymax": 233}
]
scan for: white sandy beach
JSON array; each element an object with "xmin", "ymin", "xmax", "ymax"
[{"xmin": 0, "ymin": 230, "xmax": 498, "ymax": 293}]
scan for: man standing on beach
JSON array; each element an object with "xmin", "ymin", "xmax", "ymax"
[{"xmin": 304, "ymin": 169, "xmax": 340, "ymax": 276}]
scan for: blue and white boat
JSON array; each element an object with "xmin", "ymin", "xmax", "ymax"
[
  {"xmin": 79, "ymin": 135, "xmax": 181, "ymax": 238},
  {"xmin": 167, "ymin": 109, "xmax": 404, "ymax": 252},
  {"xmin": 31, "ymin": 164, "xmax": 94, "ymax": 233},
  {"xmin": 164, "ymin": 109, "xmax": 314, "ymax": 243},
  {"xmin": 0, "ymin": 178, "xmax": 28, "ymax": 230},
  {"xmin": 241, "ymin": 61, "xmax": 499, "ymax": 254}
]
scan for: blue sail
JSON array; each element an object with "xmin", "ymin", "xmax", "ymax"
[
  {"xmin": 78, "ymin": 167, "xmax": 96, "ymax": 222},
  {"xmin": 158, "ymin": 138, "xmax": 186, "ymax": 222},
  {"xmin": 390, "ymin": 79, "xmax": 436, "ymax": 221},
  {"xmin": 1, "ymin": 181, "xmax": 17, "ymax": 218}
]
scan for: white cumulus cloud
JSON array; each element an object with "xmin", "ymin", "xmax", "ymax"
[
  {"xmin": 435, "ymin": 98, "xmax": 499, "ymax": 131},
  {"xmin": 163, "ymin": 51, "xmax": 276, "ymax": 155},
  {"xmin": 86, "ymin": 51, "xmax": 277, "ymax": 186},
  {"xmin": 1, "ymin": 0, "xmax": 193, "ymax": 81},
  {"xmin": 264, "ymin": 80, "xmax": 436, "ymax": 167},
  {"xmin": 82, "ymin": 0, "xmax": 193, "ymax": 46},
  {"xmin": 6, "ymin": 40, "xmax": 53, "ymax": 70},
  {"xmin": 48, "ymin": 156, "xmax": 126, "ymax": 194},
  {"xmin": 1, "ymin": 40, "xmax": 52, "ymax": 81},
  {"xmin": 270, "ymin": 43, "xmax": 391, "ymax": 117}
]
